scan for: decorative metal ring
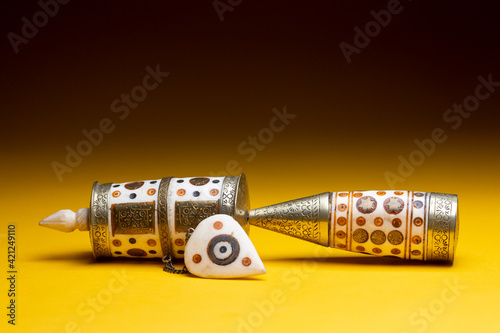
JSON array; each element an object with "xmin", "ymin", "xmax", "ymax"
[
  {"xmin": 157, "ymin": 177, "xmax": 173, "ymax": 257},
  {"xmin": 426, "ymin": 193, "xmax": 458, "ymax": 262},
  {"xmin": 89, "ymin": 182, "xmax": 112, "ymax": 259}
]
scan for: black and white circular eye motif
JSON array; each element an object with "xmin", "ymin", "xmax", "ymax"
[
  {"xmin": 213, "ymin": 241, "xmax": 232, "ymax": 260},
  {"xmin": 208, "ymin": 235, "xmax": 240, "ymax": 266}
]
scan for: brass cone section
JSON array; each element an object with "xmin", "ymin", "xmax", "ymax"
[{"xmin": 248, "ymin": 192, "xmax": 331, "ymax": 246}]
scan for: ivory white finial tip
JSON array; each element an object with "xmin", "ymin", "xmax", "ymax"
[{"xmin": 39, "ymin": 208, "xmax": 89, "ymax": 232}]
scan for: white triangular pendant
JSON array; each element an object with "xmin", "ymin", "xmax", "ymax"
[{"xmin": 185, "ymin": 214, "xmax": 266, "ymax": 278}]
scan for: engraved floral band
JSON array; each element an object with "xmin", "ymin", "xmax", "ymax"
[
  {"xmin": 89, "ymin": 182, "xmax": 112, "ymax": 259},
  {"xmin": 426, "ymin": 193, "xmax": 458, "ymax": 262}
]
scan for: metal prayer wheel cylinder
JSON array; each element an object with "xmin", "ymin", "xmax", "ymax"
[
  {"xmin": 89, "ymin": 174, "xmax": 249, "ymax": 259},
  {"xmin": 249, "ymin": 191, "xmax": 458, "ymax": 262}
]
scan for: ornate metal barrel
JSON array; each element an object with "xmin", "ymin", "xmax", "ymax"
[
  {"xmin": 89, "ymin": 174, "xmax": 249, "ymax": 259},
  {"xmin": 249, "ymin": 191, "xmax": 458, "ymax": 262}
]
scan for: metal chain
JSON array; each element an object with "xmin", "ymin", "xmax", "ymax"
[
  {"xmin": 162, "ymin": 255, "xmax": 189, "ymax": 274},
  {"xmin": 184, "ymin": 227, "xmax": 195, "ymax": 243},
  {"xmin": 163, "ymin": 228, "xmax": 195, "ymax": 274}
]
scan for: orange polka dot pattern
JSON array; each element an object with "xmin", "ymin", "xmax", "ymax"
[
  {"xmin": 106, "ymin": 176, "xmax": 226, "ymax": 260},
  {"xmin": 331, "ymin": 191, "xmax": 428, "ymax": 260}
]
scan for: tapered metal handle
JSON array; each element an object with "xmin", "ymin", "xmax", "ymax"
[{"xmin": 248, "ymin": 191, "xmax": 458, "ymax": 263}]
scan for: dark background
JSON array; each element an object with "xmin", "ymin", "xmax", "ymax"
[{"xmin": 1, "ymin": 0, "xmax": 499, "ymax": 202}]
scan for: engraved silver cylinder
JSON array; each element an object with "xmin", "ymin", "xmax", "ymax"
[
  {"xmin": 89, "ymin": 174, "xmax": 249, "ymax": 260},
  {"xmin": 426, "ymin": 193, "xmax": 458, "ymax": 262}
]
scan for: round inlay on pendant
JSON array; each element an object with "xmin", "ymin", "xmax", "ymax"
[
  {"xmin": 207, "ymin": 234, "xmax": 240, "ymax": 266},
  {"xmin": 242, "ymin": 257, "xmax": 252, "ymax": 266}
]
